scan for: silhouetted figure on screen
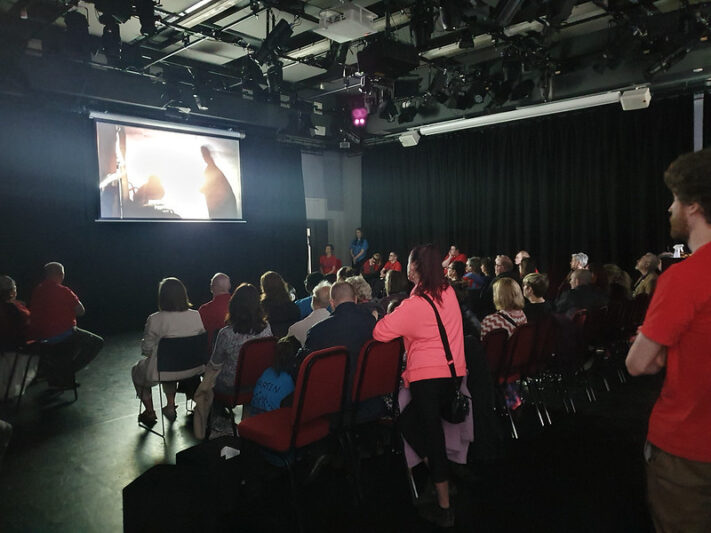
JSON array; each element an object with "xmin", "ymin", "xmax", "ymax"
[{"xmin": 200, "ymin": 145, "xmax": 238, "ymax": 219}]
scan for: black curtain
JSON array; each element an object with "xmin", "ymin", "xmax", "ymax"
[
  {"xmin": 0, "ymin": 101, "xmax": 307, "ymax": 334},
  {"xmin": 362, "ymin": 95, "xmax": 693, "ymax": 283}
]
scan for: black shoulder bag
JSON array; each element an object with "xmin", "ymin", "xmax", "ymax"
[{"xmin": 422, "ymin": 294, "xmax": 471, "ymax": 424}]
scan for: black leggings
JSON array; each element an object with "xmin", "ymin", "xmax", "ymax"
[{"xmin": 399, "ymin": 377, "xmax": 452, "ymax": 483}]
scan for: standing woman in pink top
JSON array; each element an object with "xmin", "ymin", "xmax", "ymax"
[{"xmin": 373, "ymin": 244, "xmax": 467, "ymax": 528}]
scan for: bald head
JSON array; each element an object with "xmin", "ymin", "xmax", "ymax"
[
  {"xmin": 210, "ymin": 273, "xmax": 231, "ymax": 295},
  {"xmin": 44, "ymin": 262, "xmax": 64, "ymax": 282},
  {"xmin": 330, "ymin": 281, "xmax": 356, "ymax": 307}
]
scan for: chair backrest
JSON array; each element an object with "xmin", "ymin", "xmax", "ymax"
[
  {"xmin": 156, "ymin": 332, "xmax": 208, "ymax": 374},
  {"xmin": 482, "ymin": 328, "xmax": 509, "ymax": 383},
  {"xmin": 502, "ymin": 323, "xmax": 537, "ymax": 383},
  {"xmin": 290, "ymin": 346, "xmax": 348, "ymax": 447},
  {"xmin": 351, "ymin": 338, "xmax": 403, "ymax": 407},
  {"xmin": 529, "ymin": 317, "xmax": 556, "ymax": 376},
  {"xmin": 231, "ymin": 336, "xmax": 278, "ymax": 404}
]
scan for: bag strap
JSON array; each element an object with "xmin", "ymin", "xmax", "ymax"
[
  {"xmin": 497, "ymin": 311, "xmax": 518, "ymax": 327},
  {"xmin": 421, "ymin": 293, "xmax": 457, "ymax": 379}
]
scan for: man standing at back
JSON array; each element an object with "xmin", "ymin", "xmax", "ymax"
[
  {"xmin": 30, "ymin": 262, "xmax": 103, "ymax": 386},
  {"xmin": 626, "ymin": 148, "xmax": 711, "ymax": 532},
  {"xmin": 198, "ymin": 272, "xmax": 231, "ymax": 353}
]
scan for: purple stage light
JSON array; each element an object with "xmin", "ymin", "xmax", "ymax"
[{"xmin": 351, "ymin": 107, "xmax": 368, "ymax": 127}]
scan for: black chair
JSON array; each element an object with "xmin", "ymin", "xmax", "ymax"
[{"xmin": 139, "ymin": 332, "xmax": 208, "ymax": 440}]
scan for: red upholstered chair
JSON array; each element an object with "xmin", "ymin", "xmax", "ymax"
[
  {"xmin": 500, "ymin": 323, "xmax": 538, "ymax": 433},
  {"xmin": 238, "ymin": 345, "xmax": 348, "ymax": 456},
  {"xmin": 351, "ymin": 339, "xmax": 403, "ymax": 422},
  {"xmin": 213, "ymin": 336, "xmax": 277, "ymax": 421}
]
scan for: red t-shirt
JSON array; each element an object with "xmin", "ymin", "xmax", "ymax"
[
  {"xmin": 29, "ymin": 280, "xmax": 80, "ymax": 339},
  {"xmin": 442, "ymin": 253, "xmax": 467, "ymax": 275},
  {"xmin": 320, "ymin": 255, "xmax": 342, "ymax": 275},
  {"xmin": 198, "ymin": 293, "xmax": 231, "ymax": 352},
  {"xmin": 381, "ymin": 260, "xmax": 402, "ymax": 273},
  {"xmin": 640, "ymin": 241, "xmax": 711, "ymax": 462}
]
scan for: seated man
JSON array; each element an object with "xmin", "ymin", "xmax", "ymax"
[
  {"xmin": 632, "ymin": 253, "xmax": 660, "ymax": 297},
  {"xmin": 555, "ymin": 269, "xmax": 608, "ymax": 315},
  {"xmin": 294, "ymin": 281, "xmax": 379, "ymax": 418},
  {"xmin": 556, "ymin": 252, "xmax": 589, "ymax": 298},
  {"xmin": 379, "ymin": 252, "xmax": 402, "ymax": 279},
  {"xmin": 294, "ymin": 272, "xmax": 325, "ymax": 319},
  {"xmin": 441, "ymin": 245, "xmax": 467, "ymax": 275},
  {"xmin": 0, "ymin": 275, "xmax": 30, "ymax": 348},
  {"xmin": 198, "ymin": 272, "xmax": 231, "ymax": 353},
  {"xmin": 29, "ymin": 262, "xmax": 103, "ymax": 387},
  {"xmin": 287, "ymin": 281, "xmax": 331, "ymax": 346}
]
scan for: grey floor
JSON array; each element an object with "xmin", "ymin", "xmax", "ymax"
[{"xmin": 0, "ymin": 333, "xmax": 202, "ymax": 532}]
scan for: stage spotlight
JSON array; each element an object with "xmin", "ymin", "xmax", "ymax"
[
  {"xmin": 96, "ymin": 0, "xmax": 132, "ymax": 24},
  {"xmin": 135, "ymin": 0, "xmax": 158, "ymax": 36},
  {"xmin": 398, "ymin": 104, "xmax": 418, "ymax": 124},
  {"xmin": 378, "ymin": 98, "xmax": 399, "ymax": 122},
  {"xmin": 101, "ymin": 21, "xmax": 122, "ymax": 60},
  {"xmin": 266, "ymin": 62, "xmax": 283, "ymax": 94},
  {"xmin": 254, "ymin": 18, "xmax": 293, "ymax": 65},
  {"xmin": 351, "ymin": 106, "xmax": 368, "ymax": 127},
  {"xmin": 411, "ymin": 0, "xmax": 436, "ymax": 49},
  {"xmin": 64, "ymin": 11, "xmax": 90, "ymax": 59}
]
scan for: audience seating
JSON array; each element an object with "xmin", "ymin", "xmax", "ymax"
[
  {"xmin": 238, "ymin": 345, "xmax": 348, "ymax": 468},
  {"xmin": 139, "ymin": 332, "xmax": 208, "ymax": 440},
  {"xmin": 346, "ymin": 338, "xmax": 404, "ymax": 499},
  {"xmin": 213, "ymin": 336, "xmax": 277, "ymax": 424}
]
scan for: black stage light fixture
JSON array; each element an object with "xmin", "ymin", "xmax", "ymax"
[
  {"xmin": 254, "ymin": 18, "xmax": 293, "ymax": 64},
  {"xmin": 266, "ymin": 62, "xmax": 283, "ymax": 94},
  {"xmin": 411, "ymin": 0, "xmax": 436, "ymax": 49},
  {"xmin": 509, "ymin": 78, "xmax": 534, "ymax": 100},
  {"xmin": 95, "ymin": 0, "xmax": 132, "ymax": 24},
  {"xmin": 547, "ymin": 0, "xmax": 575, "ymax": 26},
  {"xmin": 64, "ymin": 11, "xmax": 90, "ymax": 58},
  {"xmin": 135, "ymin": 0, "xmax": 157, "ymax": 36},
  {"xmin": 398, "ymin": 104, "xmax": 418, "ymax": 124},
  {"xmin": 101, "ymin": 21, "xmax": 122, "ymax": 60},
  {"xmin": 417, "ymin": 98, "xmax": 440, "ymax": 117},
  {"xmin": 378, "ymin": 98, "xmax": 399, "ymax": 122}
]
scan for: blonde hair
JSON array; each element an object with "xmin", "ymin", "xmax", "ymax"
[
  {"xmin": 493, "ymin": 278, "xmax": 524, "ymax": 311},
  {"xmin": 345, "ymin": 275, "xmax": 372, "ymax": 302}
]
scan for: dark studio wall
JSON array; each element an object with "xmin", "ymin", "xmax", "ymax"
[
  {"xmin": 362, "ymin": 95, "xmax": 699, "ymax": 285},
  {"xmin": 0, "ymin": 100, "xmax": 307, "ymax": 335}
]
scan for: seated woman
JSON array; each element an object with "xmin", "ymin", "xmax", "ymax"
[
  {"xmin": 480, "ymin": 278, "xmax": 527, "ymax": 340},
  {"xmin": 522, "ymin": 273, "xmax": 553, "ymax": 322},
  {"xmin": 361, "ymin": 252, "xmax": 383, "ymax": 277},
  {"xmin": 133, "ymin": 277, "xmax": 205, "ymax": 427},
  {"xmin": 248, "ymin": 336, "xmax": 298, "ymax": 416},
  {"xmin": 319, "ymin": 244, "xmax": 342, "ymax": 276},
  {"xmin": 210, "ymin": 283, "xmax": 273, "ymax": 397},
  {"xmin": 260, "ymin": 271, "xmax": 299, "ymax": 339}
]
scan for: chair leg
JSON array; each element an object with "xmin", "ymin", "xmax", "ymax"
[
  {"xmin": 4, "ymin": 351, "xmax": 20, "ymax": 403},
  {"xmin": 16, "ymin": 354, "xmax": 38, "ymax": 411}
]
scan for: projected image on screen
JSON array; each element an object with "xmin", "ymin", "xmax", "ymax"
[{"xmin": 97, "ymin": 121, "xmax": 242, "ymax": 220}]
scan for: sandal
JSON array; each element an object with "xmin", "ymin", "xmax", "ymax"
[
  {"xmin": 138, "ymin": 410, "xmax": 157, "ymax": 427},
  {"xmin": 163, "ymin": 405, "xmax": 178, "ymax": 422}
]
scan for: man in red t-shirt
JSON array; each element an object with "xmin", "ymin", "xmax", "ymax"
[
  {"xmin": 441, "ymin": 245, "xmax": 467, "ymax": 275},
  {"xmin": 380, "ymin": 252, "xmax": 402, "ymax": 279},
  {"xmin": 30, "ymin": 262, "xmax": 103, "ymax": 387},
  {"xmin": 626, "ymin": 148, "xmax": 711, "ymax": 532},
  {"xmin": 319, "ymin": 244, "xmax": 342, "ymax": 276},
  {"xmin": 198, "ymin": 272, "xmax": 231, "ymax": 353}
]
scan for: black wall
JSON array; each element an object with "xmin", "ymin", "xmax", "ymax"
[
  {"xmin": 0, "ymin": 101, "xmax": 307, "ymax": 335},
  {"xmin": 362, "ymin": 95, "xmax": 697, "ymax": 284}
]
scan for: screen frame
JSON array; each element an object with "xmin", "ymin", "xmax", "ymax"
[{"xmin": 91, "ymin": 111, "xmax": 247, "ymax": 223}]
